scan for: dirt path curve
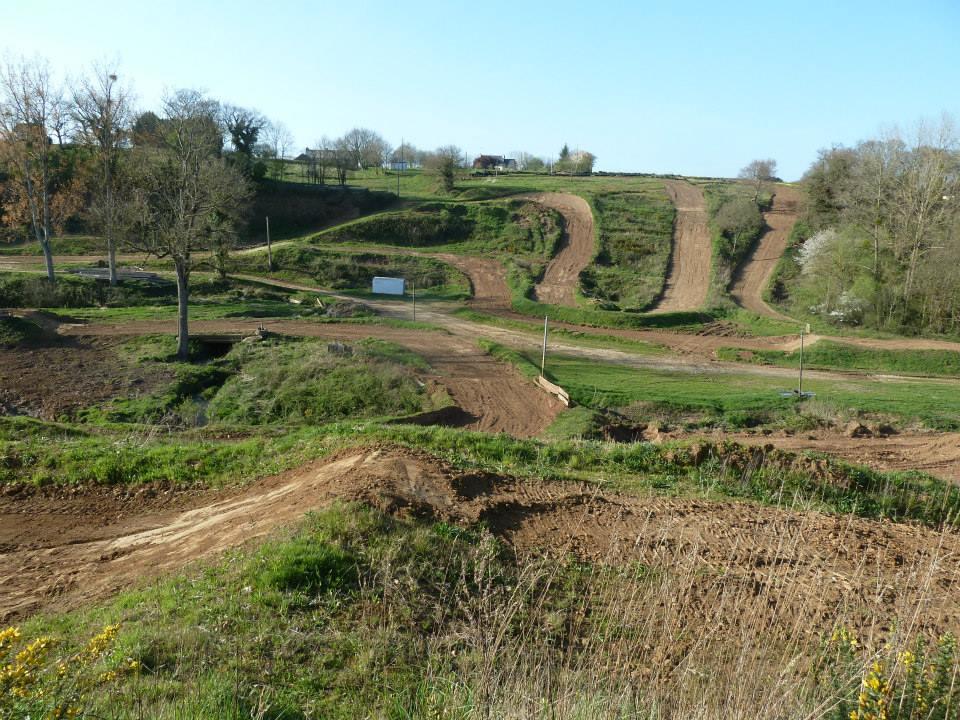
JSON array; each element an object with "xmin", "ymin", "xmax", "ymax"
[
  {"xmin": 730, "ymin": 185, "xmax": 803, "ymax": 319},
  {"xmin": 6, "ymin": 446, "xmax": 960, "ymax": 643},
  {"xmin": 58, "ymin": 318, "xmax": 561, "ymax": 439},
  {"xmin": 525, "ymin": 193, "xmax": 595, "ymax": 307},
  {"xmin": 650, "ymin": 181, "xmax": 712, "ymax": 313}
]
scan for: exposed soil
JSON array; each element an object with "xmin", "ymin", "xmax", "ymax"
[
  {"xmin": 730, "ymin": 185, "xmax": 803, "ymax": 319},
  {"xmin": 731, "ymin": 430, "xmax": 960, "ymax": 484},
  {"xmin": 650, "ymin": 181, "xmax": 711, "ymax": 313},
  {"xmin": 54, "ymin": 319, "xmax": 562, "ymax": 439},
  {"xmin": 527, "ymin": 193, "xmax": 595, "ymax": 307},
  {"xmin": 0, "ymin": 323, "xmax": 172, "ymax": 420},
  {"xmin": 426, "ymin": 253, "xmax": 512, "ymax": 310},
  {"xmin": 4, "ymin": 446, "xmax": 960, "ymax": 645}
]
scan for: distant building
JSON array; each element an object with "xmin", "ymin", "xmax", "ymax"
[
  {"xmin": 389, "ymin": 160, "xmax": 410, "ymax": 171},
  {"xmin": 472, "ymin": 154, "xmax": 517, "ymax": 171}
]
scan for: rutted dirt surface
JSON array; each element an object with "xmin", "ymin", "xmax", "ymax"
[
  {"xmin": 732, "ymin": 431, "xmax": 960, "ymax": 484},
  {"xmin": 426, "ymin": 253, "xmax": 512, "ymax": 310},
  {"xmin": 55, "ymin": 319, "xmax": 561, "ymax": 439},
  {"xmin": 5, "ymin": 447, "xmax": 960, "ymax": 640},
  {"xmin": 650, "ymin": 181, "xmax": 711, "ymax": 313},
  {"xmin": 730, "ymin": 185, "xmax": 803, "ymax": 319},
  {"xmin": 528, "ymin": 193, "xmax": 595, "ymax": 307}
]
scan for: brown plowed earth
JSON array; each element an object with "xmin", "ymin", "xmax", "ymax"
[
  {"xmin": 5, "ymin": 447, "xmax": 960, "ymax": 644},
  {"xmin": 527, "ymin": 193, "xmax": 595, "ymax": 307},
  {"xmin": 651, "ymin": 181, "xmax": 712, "ymax": 313},
  {"xmin": 730, "ymin": 185, "xmax": 803, "ymax": 319},
  {"xmin": 55, "ymin": 319, "xmax": 561, "ymax": 439}
]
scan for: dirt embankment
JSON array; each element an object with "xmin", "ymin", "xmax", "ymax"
[
  {"xmin": 54, "ymin": 319, "xmax": 561, "ymax": 439},
  {"xmin": 5, "ymin": 446, "xmax": 960, "ymax": 644},
  {"xmin": 730, "ymin": 185, "xmax": 803, "ymax": 319},
  {"xmin": 527, "ymin": 193, "xmax": 595, "ymax": 307},
  {"xmin": 650, "ymin": 181, "xmax": 711, "ymax": 313}
]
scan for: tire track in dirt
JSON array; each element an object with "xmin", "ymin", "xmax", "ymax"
[
  {"xmin": 650, "ymin": 181, "xmax": 712, "ymax": 313},
  {"xmin": 6, "ymin": 446, "xmax": 960, "ymax": 645},
  {"xmin": 730, "ymin": 185, "xmax": 803, "ymax": 320},
  {"xmin": 526, "ymin": 193, "xmax": 595, "ymax": 307}
]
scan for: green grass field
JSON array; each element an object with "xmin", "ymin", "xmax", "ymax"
[
  {"xmin": 482, "ymin": 342, "xmax": 960, "ymax": 431},
  {"xmin": 718, "ymin": 340, "xmax": 960, "ymax": 378}
]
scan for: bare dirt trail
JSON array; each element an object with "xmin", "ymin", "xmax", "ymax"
[
  {"xmin": 526, "ymin": 193, "xmax": 595, "ymax": 307},
  {"xmin": 650, "ymin": 181, "xmax": 712, "ymax": 313},
  {"xmin": 55, "ymin": 317, "xmax": 561, "ymax": 439},
  {"xmin": 730, "ymin": 185, "xmax": 803, "ymax": 319},
  {"xmin": 5, "ymin": 446, "xmax": 960, "ymax": 644}
]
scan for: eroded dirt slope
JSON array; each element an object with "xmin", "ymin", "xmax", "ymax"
[
  {"xmin": 650, "ymin": 181, "xmax": 711, "ymax": 313},
  {"xmin": 730, "ymin": 185, "xmax": 803, "ymax": 319},
  {"xmin": 4, "ymin": 446, "xmax": 960, "ymax": 646}
]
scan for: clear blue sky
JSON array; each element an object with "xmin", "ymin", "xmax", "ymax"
[{"xmin": 5, "ymin": 0, "xmax": 958, "ymax": 180}]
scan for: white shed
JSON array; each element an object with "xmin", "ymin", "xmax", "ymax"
[{"xmin": 372, "ymin": 276, "xmax": 405, "ymax": 295}]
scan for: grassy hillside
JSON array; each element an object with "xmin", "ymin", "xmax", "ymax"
[{"xmin": 580, "ymin": 189, "xmax": 675, "ymax": 310}]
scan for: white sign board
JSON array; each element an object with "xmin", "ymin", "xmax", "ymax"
[{"xmin": 372, "ymin": 276, "xmax": 405, "ymax": 295}]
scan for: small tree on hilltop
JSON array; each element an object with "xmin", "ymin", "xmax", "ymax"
[
  {"xmin": 128, "ymin": 90, "xmax": 251, "ymax": 360},
  {"xmin": 426, "ymin": 145, "xmax": 461, "ymax": 193},
  {"xmin": 739, "ymin": 158, "xmax": 778, "ymax": 202}
]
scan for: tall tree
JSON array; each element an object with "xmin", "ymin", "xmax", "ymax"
[
  {"xmin": 223, "ymin": 105, "xmax": 265, "ymax": 179},
  {"xmin": 0, "ymin": 58, "xmax": 64, "ymax": 281},
  {"xmin": 128, "ymin": 90, "xmax": 250, "ymax": 359},
  {"xmin": 72, "ymin": 65, "xmax": 133, "ymax": 286}
]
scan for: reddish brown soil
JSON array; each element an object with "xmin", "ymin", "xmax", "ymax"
[
  {"xmin": 4, "ymin": 446, "xmax": 960, "ymax": 643},
  {"xmin": 0, "ymin": 328, "xmax": 172, "ymax": 420},
  {"xmin": 730, "ymin": 185, "xmax": 803, "ymax": 319},
  {"xmin": 527, "ymin": 193, "xmax": 595, "ymax": 307},
  {"xmin": 651, "ymin": 181, "xmax": 712, "ymax": 312}
]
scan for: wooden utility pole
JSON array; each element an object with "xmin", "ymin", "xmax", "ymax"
[
  {"xmin": 541, "ymin": 315, "xmax": 548, "ymax": 377},
  {"xmin": 265, "ymin": 216, "xmax": 273, "ymax": 272}
]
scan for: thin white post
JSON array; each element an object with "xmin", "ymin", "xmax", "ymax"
[
  {"xmin": 798, "ymin": 328, "xmax": 805, "ymax": 396},
  {"xmin": 412, "ymin": 280, "xmax": 416, "ymax": 322}
]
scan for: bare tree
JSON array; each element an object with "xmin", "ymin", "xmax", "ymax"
[
  {"xmin": 343, "ymin": 127, "xmax": 389, "ymax": 170},
  {"xmin": 72, "ymin": 64, "xmax": 133, "ymax": 285},
  {"xmin": 332, "ymin": 136, "xmax": 352, "ymax": 185},
  {"xmin": 738, "ymin": 158, "xmax": 778, "ymax": 202},
  {"xmin": 127, "ymin": 90, "xmax": 250, "ymax": 359},
  {"xmin": 425, "ymin": 145, "xmax": 462, "ymax": 193},
  {"xmin": 263, "ymin": 120, "xmax": 294, "ymax": 180},
  {"xmin": 0, "ymin": 57, "xmax": 66, "ymax": 281}
]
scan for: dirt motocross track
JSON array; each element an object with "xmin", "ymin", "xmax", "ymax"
[
  {"xmin": 650, "ymin": 181, "xmax": 712, "ymax": 313},
  {"xmin": 5, "ymin": 446, "xmax": 960, "ymax": 646},
  {"xmin": 529, "ymin": 193, "xmax": 596, "ymax": 307},
  {"xmin": 730, "ymin": 185, "xmax": 803, "ymax": 319}
]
